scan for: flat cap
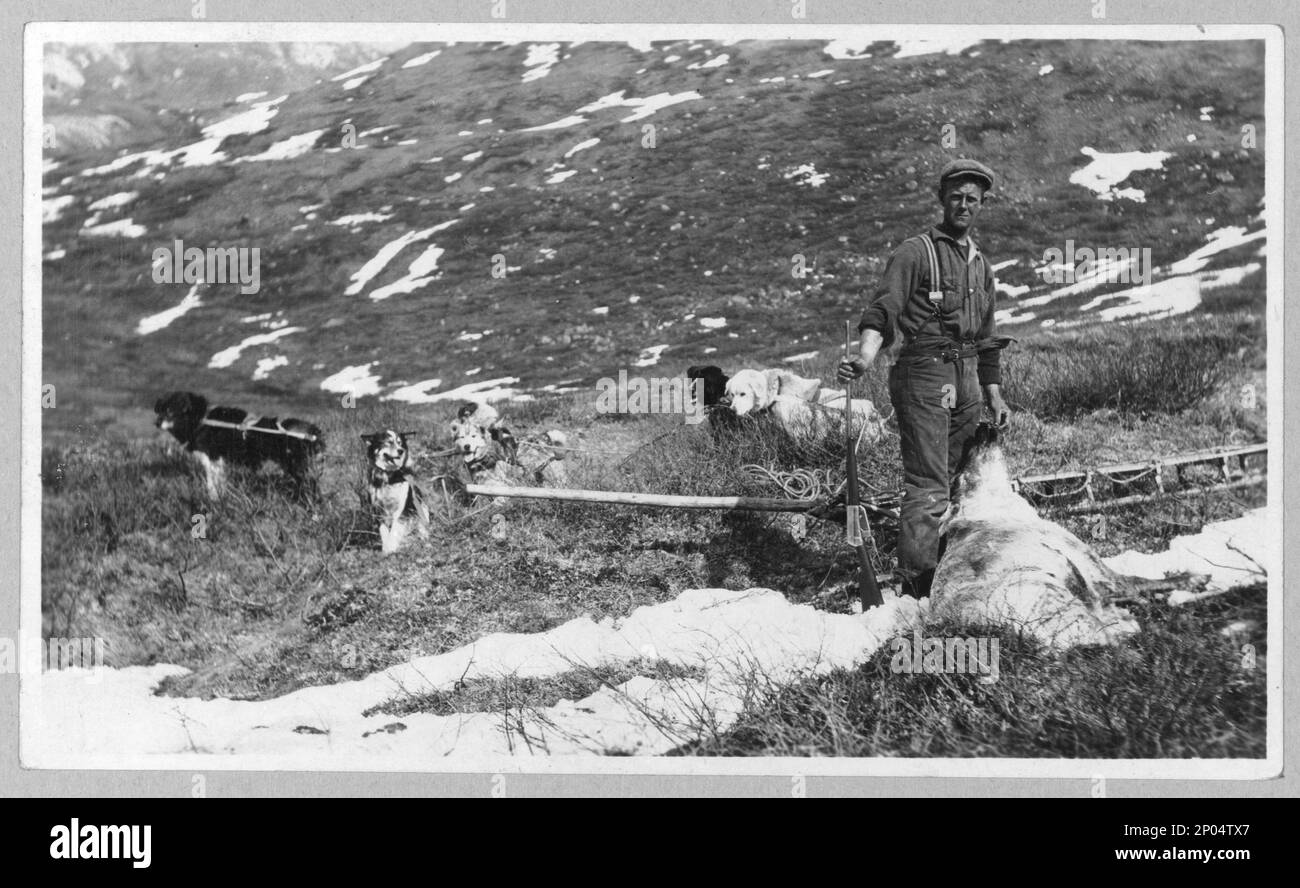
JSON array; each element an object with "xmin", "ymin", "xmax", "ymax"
[{"xmin": 938, "ymin": 158, "xmax": 995, "ymax": 192}]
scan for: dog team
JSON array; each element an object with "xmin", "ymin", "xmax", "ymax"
[{"xmin": 152, "ymin": 361, "xmax": 885, "ymax": 554}]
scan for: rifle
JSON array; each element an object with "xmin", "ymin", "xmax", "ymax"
[{"xmin": 844, "ymin": 320, "xmax": 884, "ymax": 610}]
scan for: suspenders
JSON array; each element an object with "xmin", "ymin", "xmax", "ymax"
[
  {"xmin": 916, "ymin": 232, "xmax": 944, "ymax": 312},
  {"xmin": 900, "ymin": 233, "xmax": 1012, "ymax": 361}
]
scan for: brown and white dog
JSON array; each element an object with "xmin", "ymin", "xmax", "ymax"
[
  {"xmin": 154, "ymin": 390, "xmax": 324, "ymax": 498},
  {"xmin": 361, "ymin": 429, "xmax": 430, "ymax": 554}
]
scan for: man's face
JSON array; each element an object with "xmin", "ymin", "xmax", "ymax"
[{"xmin": 938, "ymin": 178, "xmax": 986, "ymax": 235}]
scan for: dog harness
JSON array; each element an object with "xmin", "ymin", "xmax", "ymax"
[{"xmin": 198, "ymin": 412, "xmax": 320, "ymax": 441}]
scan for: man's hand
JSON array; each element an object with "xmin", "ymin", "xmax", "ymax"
[
  {"xmin": 837, "ymin": 329, "xmax": 883, "ymax": 382},
  {"xmin": 984, "ymin": 384, "xmax": 1010, "ymax": 428},
  {"xmin": 836, "ymin": 357, "xmax": 868, "ymax": 382}
]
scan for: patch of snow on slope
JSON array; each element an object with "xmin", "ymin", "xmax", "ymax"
[
  {"xmin": 368, "ymin": 245, "xmax": 445, "ymax": 301},
  {"xmin": 384, "ymin": 377, "xmax": 523, "ymax": 405},
  {"xmin": 564, "ymin": 138, "xmax": 600, "ymax": 158},
  {"xmin": 87, "ymin": 191, "xmax": 137, "ymax": 211},
  {"xmin": 331, "ymin": 57, "xmax": 388, "ymax": 81},
  {"xmin": 522, "ymin": 43, "xmax": 561, "ymax": 82},
  {"xmin": 82, "ymin": 218, "xmax": 146, "ymax": 238},
  {"xmin": 1168, "ymin": 226, "xmax": 1266, "ymax": 275},
  {"xmin": 569, "ymin": 90, "xmax": 704, "ymax": 123},
  {"xmin": 546, "ymin": 169, "xmax": 578, "ymax": 184},
  {"xmin": 1105, "ymin": 509, "xmax": 1269, "ymax": 597},
  {"xmin": 687, "ymin": 53, "xmax": 729, "ymax": 69},
  {"xmin": 320, "ymin": 363, "xmax": 383, "ymax": 397},
  {"xmin": 1070, "ymin": 146, "xmax": 1173, "ymax": 202},
  {"xmin": 30, "ymin": 588, "xmax": 919, "ymax": 758},
  {"xmin": 521, "ymin": 115, "xmax": 587, "ymax": 132},
  {"xmin": 1074, "ymin": 263, "xmax": 1262, "ymax": 323},
  {"xmin": 402, "ymin": 50, "xmax": 441, "ymax": 68},
  {"xmin": 785, "ymin": 163, "xmax": 828, "ymax": 187},
  {"xmin": 43, "ymin": 195, "xmax": 75, "ymax": 222},
  {"xmin": 331, "ymin": 212, "xmax": 393, "ymax": 227},
  {"xmin": 344, "ymin": 221, "xmax": 458, "ymax": 296},
  {"xmin": 208, "ymin": 327, "xmax": 303, "ymax": 369},
  {"xmin": 633, "ymin": 345, "xmax": 670, "ymax": 367},
  {"xmin": 236, "ymin": 129, "xmax": 324, "ymax": 162},
  {"xmin": 995, "ymin": 309, "xmax": 1036, "ymax": 326},
  {"xmin": 824, "ymin": 37, "xmax": 982, "ymax": 59},
  {"xmin": 136, "ymin": 284, "xmax": 203, "ymax": 335},
  {"xmin": 252, "ymin": 356, "xmax": 288, "ymax": 381}
]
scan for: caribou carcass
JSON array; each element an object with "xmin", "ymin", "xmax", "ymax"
[{"xmin": 930, "ymin": 425, "xmax": 1140, "ymax": 648}]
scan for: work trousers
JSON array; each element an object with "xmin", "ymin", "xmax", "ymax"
[{"xmin": 887, "ymin": 349, "xmax": 983, "ymax": 596}]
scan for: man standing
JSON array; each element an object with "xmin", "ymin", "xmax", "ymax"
[{"xmin": 837, "ymin": 159, "xmax": 1011, "ymax": 600}]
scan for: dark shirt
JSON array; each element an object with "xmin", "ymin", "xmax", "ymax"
[{"xmin": 858, "ymin": 225, "xmax": 1002, "ymax": 386}]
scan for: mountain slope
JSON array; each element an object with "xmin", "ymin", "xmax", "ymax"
[{"xmin": 40, "ymin": 38, "xmax": 1266, "ymax": 442}]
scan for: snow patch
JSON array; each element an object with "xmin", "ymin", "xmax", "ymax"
[
  {"xmin": 784, "ymin": 163, "xmax": 828, "ymax": 187},
  {"xmin": 633, "ymin": 345, "xmax": 670, "ymax": 368},
  {"xmin": 402, "ymin": 50, "xmax": 441, "ymax": 69},
  {"xmin": 208, "ymin": 327, "xmax": 303, "ymax": 369},
  {"xmin": 331, "ymin": 57, "xmax": 388, "ymax": 82},
  {"xmin": 82, "ymin": 218, "xmax": 146, "ymax": 238},
  {"xmin": 368, "ymin": 246, "xmax": 446, "ymax": 301},
  {"xmin": 522, "ymin": 43, "xmax": 562, "ymax": 82},
  {"xmin": 136, "ymin": 284, "xmax": 203, "ymax": 335},
  {"xmin": 252, "ymin": 356, "xmax": 289, "ymax": 381},
  {"xmin": 87, "ymin": 191, "xmax": 137, "ymax": 211},
  {"xmin": 42, "ymin": 195, "xmax": 74, "ymax": 222},
  {"xmin": 236, "ymin": 129, "xmax": 323, "ymax": 163},
  {"xmin": 687, "ymin": 54, "xmax": 729, "ymax": 70},
  {"xmin": 344, "ymin": 221, "xmax": 458, "ymax": 296},
  {"xmin": 1070, "ymin": 146, "xmax": 1173, "ymax": 203},
  {"xmin": 564, "ymin": 138, "xmax": 600, "ymax": 158},
  {"xmin": 330, "ymin": 212, "xmax": 393, "ymax": 227},
  {"xmin": 384, "ymin": 377, "xmax": 523, "ymax": 405},
  {"xmin": 320, "ymin": 363, "xmax": 383, "ymax": 397}
]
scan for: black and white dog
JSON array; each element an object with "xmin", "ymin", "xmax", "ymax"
[
  {"xmin": 153, "ymin": 390, "xmax": 325, "ymax": 498},
  {"xmin": 361, "ymin": 429, "xmax": 430, "ymax": 554}
]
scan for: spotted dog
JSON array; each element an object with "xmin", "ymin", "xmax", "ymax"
[
  {"xmin": 153, "ymin": 390, "xmax": 324, "ymax": 498},
  {"xmin": 361, "ymin": 429, "xmax": 430, "ymax": 554}
]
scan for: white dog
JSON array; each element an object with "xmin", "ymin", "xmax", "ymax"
[{"xmin": 723, "ymin": 369, "xmax": 884, "ymax": 441}]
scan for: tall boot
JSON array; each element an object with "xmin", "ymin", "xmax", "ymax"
[{"xmin": 902, "ymin": 567, "xmax": 935, "ymax": 600}]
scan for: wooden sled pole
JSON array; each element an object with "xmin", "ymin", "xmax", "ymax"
[{"xmin": 463, "ymin": 483, "xmax": 816, "ymax": 513}]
